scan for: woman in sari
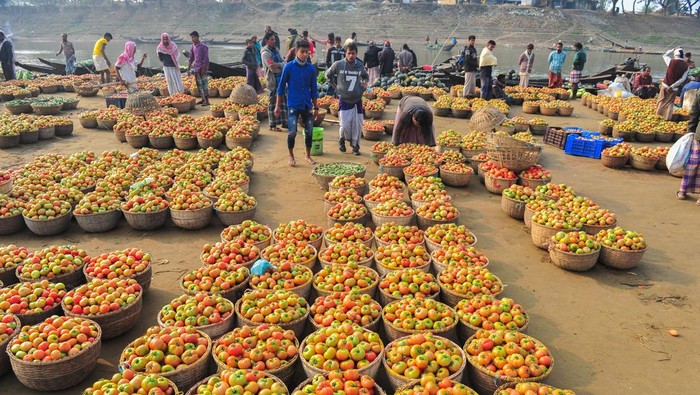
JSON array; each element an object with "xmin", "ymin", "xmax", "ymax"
[{"xmin": 157, "ymin": 33, "xmax": 184, "ymax": 95}]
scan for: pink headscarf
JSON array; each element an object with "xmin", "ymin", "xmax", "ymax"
[
  {"xmin": 116, "ymin": 41, "xmax": 136, "ymax": 66},
  {"xmin": 157, "ymin": 33, "xmax": 179, "ymax": 67}
]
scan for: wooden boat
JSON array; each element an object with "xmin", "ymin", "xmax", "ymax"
[
  {"xmin": 15, "ymin": 61, "xmax": 63, "ymax": 75},
  {"xmin": 180, "ymin": 51, "xmax": 246, "ymax": 78},
  {"xmin": 427, "ymin": 43, "xmax": 456, "ymax": 52},
  {"xmin": 38, "ymin": 57, "xmax": 95, "ymax": 75}
]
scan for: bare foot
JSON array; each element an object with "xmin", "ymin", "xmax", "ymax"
[
  {"xmin": 289, "ymin": 157, "xmax": 296, "ymax": 167},
  {"xmin": 677, "ymin": 191, "xmax": 687, "ymax": 200},
  {"xmin": 305, "ymin": 156, "xmax": 318, "ymax": 165},
  {"xmin": 696, "ymin": 198, "xmax": 700, "ymax": 206}
]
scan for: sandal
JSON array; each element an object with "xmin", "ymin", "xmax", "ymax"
[
  {"xmin": 289, "ymin": 157, "xmax": 296, "ymax": 167},
  {"xmin": 196, "ymin": 100, "xmax": 205, "ymax": 105},
  {"xmin": 305, "ymin": 157, "xmax": 318, "ymax": 165},
  {"xmin": 677, "ymin": 191, "xmax": 687, "ymax": 200}
]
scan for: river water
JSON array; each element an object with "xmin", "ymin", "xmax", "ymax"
[{"xmin": 14, "ymin": 40, "xmax": 670, "ymax": 80}]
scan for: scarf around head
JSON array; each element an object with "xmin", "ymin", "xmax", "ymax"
[
  {"xmin": 117, "ymin": 41, "xmax": 136, "ymax": 66},
  {"xmin": 157, "ymin": 33, "xmax": 179, "ymax": 67}
]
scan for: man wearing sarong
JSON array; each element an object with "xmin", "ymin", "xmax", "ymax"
[
  {"xmin": 156, "ymin": 33, "xmax": 184, "ymax": 95},
  {"xmin": 56, "ymin": 33, "xmax": 76, "ymax": 75},
  {"xmin": 188, "ymin": 31, "xmax": 210, "ymax": 106},
  {"xmin": 93, "ymin": 32, "xmax": 112, "ymax": 84},
  {"xmin": 326, "ymin": 43, "xmax": 369, "ymax": 156},
  {"xmin": 658, "ymin": 48, "xmax": 690, "ymax": 121},
  {"xmin": 679, "ymin": 91, "xmax": 700, "ymax": 205}
]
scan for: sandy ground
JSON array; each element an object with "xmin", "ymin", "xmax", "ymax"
[{"xmin": 0, "ymin": 91, "xmax": 698, "ymax": 394}]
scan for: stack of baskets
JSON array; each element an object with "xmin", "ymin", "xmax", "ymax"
[
  {"xmin": 469, "ymin": 106, "xmax": 507, "ymax": 132},
  {"xmin": 486, "ymin": 133, "xmax": 542, "ymax": 172}
]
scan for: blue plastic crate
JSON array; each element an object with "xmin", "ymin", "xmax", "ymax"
[
  {"xmin": 603, "ymin": 137, "xmax": 624, "ymax": 148},
  {"xmin": 564, "ymin": 134, "xmax": 605, "ymax": 159},
  {"xmin": 580, "ymin": 131, "xmax": 600, "ymax": 138}
]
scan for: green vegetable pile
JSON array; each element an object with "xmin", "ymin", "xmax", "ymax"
[{"xmin": 314, "ymin": 162, "xmax": 365, "ymax": 177}]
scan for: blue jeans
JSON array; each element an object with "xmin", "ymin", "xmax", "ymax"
[
  {"xmin": 65, "ymin": 55, "xmax": 76, "ymax": 75},
  {"xmin": 287, "ymin": 107, "xmax": 313, "ymax": 150}
]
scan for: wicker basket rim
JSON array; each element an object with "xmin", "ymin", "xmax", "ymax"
[
  {"xmin": 381, "ymin": 299, "xmax": 458, "ymax": 334},
  {"xmin": 312, "ymin": 265, "xmax": 379, "ymax": 294},
  {"xmin": 213, "ymin": 204, "xmax": 257, "ymax": 214},
  {"xmin": 250, "ymin": 264, "xmax": 313, "ymax": 292},
  {"xmin": 416, "ymin": 210, "xmax": 460, "ymax": 221},
  {"xmin": 464, "ymin": 333, "xmax": 554, "ymax": 383},
  {"xmin": 212, "ymin": 337, "xmax": 300, "ymax": 374},
  {"xmin": 8, "ymin": 318, "xmax": 102, "ymax": 366},
  {"xmin": 0, "ymin": 315, "xmax": 21, "ymax": 349},
  {"xmin": 119, "ymin": 328, "xmax": 212, "ymax": 376},
  {"xmin": 437, "ymin": 272, "xmax": 504, "ymax": 299},
  {"xmin": 63, "ymin": 289, "xmax": 143, "ymax": 320},
  {"xmin": 317, "ymin": 249, "xmax": 374, "ymax": 267},
  {"xmin": 322, "ymin": 230, "xmax": 374, "ymax": 244},
  {"xmin": 21, "ymin": 211, "xmax": 71, "ymax": 222},
  {"xmin": 16, "ymin": 261, "xmax": 85, "ymax": 282},
  {"xmin": 459, "ymin": 306, "xmax": 530, "ymax": 332},
  {"xmin": 84, "ymin": 261, "xmax": 151, "ymax": 281},
  {"xmin": 73, "ymin": 208, "xmax": 120, "ymax": 217},
  {"xmin": 121, "ymin": 207, "xmax": 168, "ymax": 215},
  {"xmin": 235, "ymin": 297, "xmax": 310, "ymax": 329},
  {"xmin": 377, "ymin": 279, "xmax": 440, "ymax": 300},
  {"xmin": 384, "ymin": 334, "xmax": 465, "ymax": 379},
  {"xmin": 600, "ymin": 244, "xmax": 647, "ymax": 253},
  {"xmin": 169, "ymin": 204, "xmax": 213, "ymax": 213},
  {"xmin": 370, "ymin": 209, "xmax": 415, "ymax": 219},
  {"xmin": 157, "ymin": 298, "xmax": 234, "ymax": 330}
]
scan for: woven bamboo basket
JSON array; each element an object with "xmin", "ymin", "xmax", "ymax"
[
  {"xmin": 299, "ymin": 333, "xmax": 384, "ymax": 379},
  {"xmin": 121, "ymin": 329, "xmax": 211, "ymax": 391},
  {"xmin": 531, "ymin": 222, "xmax": 577, "ymax": 250},
  {"xmin": 264, "ymin": 243, "xmax": 318, "ymax": 270},
  {"xmin": 549, "ymin": 244, "xmax": 600, "ymax": 272},
  {"xmin": 440, "ymin": 168, "xmax": 473, "ymax": 187},
  {"xmin": 74, "ymin": 209, "xmax": 122, "ymax": 233},
  {"xmin": 485, "ymin": 175, "xmax": 518, "ymax": 195},
  {"xmin": 383, "ymin": 335, "xmax": 465, "ymax": 391},
  {"xmin": 212, "ymin": 341, "xmax": 299, "ymax": 384},
  {"xmin": 371, "ymin": 211, "xmax": 415, "ymax": 227},
  {"xmin": 76, "ymin": 86, "xmax": 100, "ymax": 97},
  {"xmin": 380, "ymin": 164, "xmax": 409, "ymax": 180},
  {"xmin": 54, "ymin": 123, "xmax": 73, "ymax": 137},
  {"xmin": 223, "ymin": 110, "xmax": 239, "ymax": 119},
  {"xmin": 416, "ymin": 212, "xmax": 459, "ymax": 230},
  {"xmin": 404, "ymin": 171, "xmax": 439, "ymax": 185},
  {"xmin": 37, "ymin": 126, "xmax": 55, "ymax": 140},
  {"xmin": 655, "ymin": 157, "xmax": 668, "ymax": 171},
  {"xmin": 599, "ymin": 124, "xmax": 613, "ymax": 135},
  {"xmin": 433, "ymin": 106, "xmax": 451, "ymax": 117},
  {"xmin": 170, "ymin": 206, "xmax": 213, "ymax": 230},
  {"xmin": 253, "ymin": 274, "xmax": 312, "ymax": 301},
  {"xmin": 494, "ymin": 383, "xmax": 572, "ymax": 395},
  {"xmin": 457, "ymin": 308, "xmax": 529, "ymax": 343},
  {"xmin": 17, "ymin": 262, "xmax": 85, "ymax": 288},
  {"xmin": 451, "ymin": 108, "xmax": 471, "ymax": 119},
  {"xmin": 149, "ymin": 135, "xmax": 174, "ymax": 149},
  {"xmin": 62, "ymin": 84, "xmax": 75, "ymax": 92},
  {"xmin": 5, "ymin": 103, "xmax": 33, "ymax": 115},
  {"xmin": 630, "ymin": 154, "xmax": 658, "ymax": 171},
  {"xmin": 15, "ymin": 303, "xmax": 63, "ymax": 326},
  {"xmin": 424, "ymin": 234, "xmax": 477, "ymax": 254},
  {"xmin": 211, "ymin": 108, "xmax": 225, "ymax": 117},
  {"xmin": 0, "ymin": 179, "xmax": 12, "ymax": 194},
  {"xmin": 581, "ymin": 221, "xmax": 616, "ymax": 235},
  {"xmin": 188, "ymin": 370, "xmax": 287, "ymax": 395},
  {"xmin": 601, "ymin": 154, "xmax": 628, "ymax": 169},
  {"xmin": 317, "ymin": 250, "xmax": 374, "ymax": 269},
  {"xmin": 113, "ymin": 129, "xmax": 127, "ymax": 143},
  {"xmin": 519, "ymin": 177, "xmax": 550, "ymax": 189},
  {"xmin": 0, "ymin": 314, "xmax": 20, "ymax": 376},
  {"xmin": 329, "ymin": 184, "xmax": 367, "ymax": 197},
  {"xmin": 432, "ymin": 252, "xmax": 489, "ymax": 275},
  {"xmin": 312, "ymin": 162, "xmax": 367, "ymax": 191},
  {"xmin": 487, "ymin": 145, "xmax": 542, "ymax": 172},
  {"xmin": 522, "ymin": 101, "xmax": 539, "ymax": 114},
  {"xmin": 362, "ymin": 128, "xmax": 384, "ymax": 141},
  {"xmin": 158, "ymin": 309, "xmax": 234, "ymax": 340},
  {"xmin": 501, "ymin": 195, "xmax": 527, "ymax": 220},
  {"xmin": 31, "ymin": 104, "xmax": 63, "ymax": 115},
  {"xmin": 0, "ymin": 213, "xmax": 24, "ymax": 235},
  {"xmin": 19, "ymin": 130, "xmax": 38, "ymax": 144},
  {"xmin": 97, "ymin": 119, "xmax": 117, "ymax": 130},
  {"xmin": 0, "ymin": 264, "xmax": 18, "ymax": 285},
  {"xmin": 635, "ymin": 132, "xmax": 655, "ymax": 142},
  {"xmin": 182, "ymin": 274, "xmax": 250, "ymax": 303},
  {"xmin": 378, "ymin": 284, "xmax": 439, "ymax": 307},
  {"xmin": 375, "ymin": 258, "xmax": 430, "ymax": 277},
  {"xmin": 438, "ymin": 274, "xmax": 502, "ymax": 308},
  {"xmin": 61, "ymin": 100, "xmax": 80, "ymax": 111},
  {"xmin": 655, "ymin": 131, "xmax": 674, "ymax": 142},
  {"xmin": 236, "ymin": 299, "xmax": 309, "ymax": 339},
  {"xmin": 313, "ymin": 271, "xmax": 378, "ymax": 299},
  {"xmin": 437, "ymin": 145, "xmax": 462, "ymax": 153},
  {"xmin": 523, "ymin": 206, "xmax": 536, "ymax": 229},
  {"xmin": 23, "ymin": 211, "xmax": 72, "ymax": 236},
  {"xmin": 222, "ymin": 225, "xmax": 271, "ymax": 249},
  {"xmin": 365, "ymin": 109, "xmax": 384, "ymax": 119},
  {"xmin": 64, "ymin": 291, "xmax": 143, "ymax": 339},
  {"xmin": 464, "ymin": 334, "xmax": 553, "ymax": 395},
  {"xmin": 539, "ymin": 106, "xmax": 557, "ymax": 116},
  {"xmin": 214, "ymin": 206, "xmax": 256, "ymax": 226},
  {"xmin": 10, "ymin": 322, "xmax": 101, "ymax": 391},
  {"xmin": 125, "ymin": 134, "xmax": 149, "ymax": 148},
  {"xmin": 173, "ymin": 136, "xmax": 198, "ymax": 150},
  {"xmin": 323, "ymin": 231, "xmax": 374, "ymax": 249},
  {"xmin": 197, "ymin": 136, "xmax": 224, "ymax": 149},
  {"xmin": 40, "ymin": 85, "xmax": 59, "ymax": 94},
  {"xmin": 294, "ymin": 374, "xmax": 386, "ymax": 395},
  {"xmin": 122, "ymin": 209, "xmax": 168, "ymax": 231},
  {"xmin": 612, "ymin": 128, "xmax": 634, "ymax": 141},
  {"xmin": 396, "ymin": 380, "xmax": 478, "ymax": 395},
  {"xmin": 225, "ymin": 135, "xmax": 253, "ymax": 150},
  {"xmin": 371, "ymin": 150, "xmax": 385, "ymax": 165},
  {"xmin": 529, "ymin": 124, "xmax": 548, "ymax": 135},
  {"xmin": 598, "ymin": 245, "xmax": 646, "ymax": 270},
  {"xmin": 171, "ymin": 102, "xmax": 190, "ymax": 113},
  {"xmin": 468, "ymin": 157, "xmax": 488, "ymax": 173}
]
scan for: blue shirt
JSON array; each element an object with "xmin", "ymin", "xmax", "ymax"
[
  {"xmin": 680, "ymin": 81, "xmax": 700, "ymax": 101},
  {"xmin": 277, "ymin": 59, "xmax": 319, "ymax": 111},
  {"xmin": 548, "ymin": 51, "xmax": 567, "ymax": 73}
]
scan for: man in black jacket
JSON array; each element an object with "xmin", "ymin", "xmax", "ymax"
[
  {"xmin": 462, "ymin": 35, "xmax": 478, "ymax": 97},
  {"xmin": 379, "ymin": 41, "xmax": 395, "ymax": 78},
  {"xmin": 326, "ymin": 36, "xmax": 345, "ymax": 96},
  {"xmin": 363, "ymin": 41, "xmax": 381, "ymax": 85}
]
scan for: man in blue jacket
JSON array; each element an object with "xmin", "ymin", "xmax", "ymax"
[{"xmin": 275, "ymin": 40, "xmax": 319, "ymax": 167}]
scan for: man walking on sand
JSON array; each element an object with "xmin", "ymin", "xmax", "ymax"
[
  {"xmin": 56, "ymin": 33, "xmax": 76, "ymax": 75},
  {"xmin": 570, "ymin": 42, "xmax": 586, "ymax": 99},
  {"xmin": 326, "ymin": 43, "xmax": 369, "ymax": 156},
  {"xmin": 548, "ymin": 42, "xmax": 566, "ymax": 89},
  {"xmin": 93, "ymin": 32, "xmax": 113, "ymax": 84},
  {"xmin": 188, "ymin": 31, "xmax": 210, "ymax": 106},
  {"xmin": 462, "ymin": 35, "xmax": 478, "ymax": 97},
  {"xmin": 479, "ymin": 40, "xmax": 497, "ymax": 100},
  {"xmin": 275, "ymin": 41, "xmax": 319, "ymax": 167},
  {"xmin": 518, "ymin": 44, "xmax": 534, "ymax": 88}
]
